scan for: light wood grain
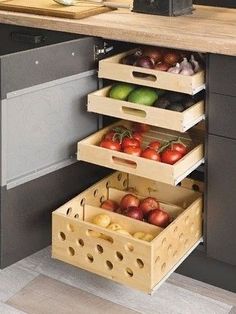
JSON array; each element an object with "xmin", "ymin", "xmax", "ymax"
[
  {"xmin": 0, "ymin": 6, "xmax": 235, "ymax": 56},
  {"xmin": 7, "ymin": 275, "xmax": 139, "ymax": 314},
  {"xmin": 0, "ymin": 0, "xmax": 111, "ymax": 19}
]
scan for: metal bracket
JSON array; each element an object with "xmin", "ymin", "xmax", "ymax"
[{"xmin": 94, "ymin": 42, "xmax": 114, "ymax": 60}]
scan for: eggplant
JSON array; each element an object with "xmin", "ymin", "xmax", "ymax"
[{"xmin": 166, "ymin": 103, "xmax": 185, "ymax": 112}]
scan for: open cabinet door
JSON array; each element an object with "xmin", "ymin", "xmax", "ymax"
[{"xmin": 0, "ymin": 24, "xmax": 109, "ymax": 268}]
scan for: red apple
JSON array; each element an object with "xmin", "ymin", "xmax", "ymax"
[
  {"xmin": 139, "ymin": 197, "xmax": 159, "ymax": 217},
  {"xmin": 120, "ymin": 194, "xmax": 140, "ymax": 211},
  {"xmin": 147, "ymin": 208, "xmax": 171, "ymax": 228},
  {"xmin": 125, "ymin": 206, "xmax": 143, "ymax": 221},
  {"xmin": 101, "ymin": 200, "xmax": 119, "ymax": 212}
]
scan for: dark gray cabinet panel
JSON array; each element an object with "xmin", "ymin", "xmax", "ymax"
[
  {"xmin": 209, "ymin": 93, "xmax": 236, "ymax": 139},
  {"xmin": 209, "ymin": 54, "xmax": 236, "ymax": 97},
  {"xmin": 0, "ymin": 162, "xmax": 110, "ymax": 268},
  {"xmin": 194, "ymin": 0, "xmax": 236, "ymax": 8},
  {"xmin": 207, "ymin": 135, "xmax": 236, "ymax": 266}
]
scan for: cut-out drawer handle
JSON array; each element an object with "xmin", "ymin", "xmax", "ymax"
[
  {"xmin": 112, "ymin": 156, "xmax": 137, "ymax": 169},
  {"xmin": 132, "ymin": 71, "xmax": 157, "ymax": 82},
  {"xmin": 121, "ymin": 106, "xmax": 147, "ymax": 118}
]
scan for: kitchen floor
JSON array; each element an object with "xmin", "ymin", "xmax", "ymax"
[{"xmin": 0, "ymin": 247, "xmax": 235, "ymax": 314}]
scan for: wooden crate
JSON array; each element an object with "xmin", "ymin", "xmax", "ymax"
[
  {"xmin": 77, "ymin": 120, "xmax": 204, "ymax": 186},
  {"xmin": 87, "ymin": 86, "xmax": 205, "ymax": 132},
  {"xmin": 98, "ymin": 50, "xmax": 205, "ymax": 95},
  {"xmin": 52, "ymin": 172, "xmax": 203, "ymax": 293}
]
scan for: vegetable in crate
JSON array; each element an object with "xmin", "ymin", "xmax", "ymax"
[
  {"xmin": 128, "ymin": 87, "xmax": 158, "ymax": 106},
  {"xmin": 148, "ymin": 208, "xmax": 171, "ymax": 228},
  {"xmin": 109, "ymin": 83, "xmax": 136, "ymax": 100},
  {"xmin": 139, "ymin": 197, "xmax": 160, "ymax": 217},
  {"xmin": 101, "ymin": 200, "xmax": 119, "ymax": 212}
]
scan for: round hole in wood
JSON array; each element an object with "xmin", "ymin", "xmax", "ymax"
[
  {"xmin": 87, "ymin": 253, "xmax": 94, "ymax": 263},
  {"xmin": 185, "ymin": 216, "xmax": 189, "ymax": 225},
  {"xmin": 161, "ymin": 263, "xmax": 166, "ymax": 272},
  {"xmin": 162, "ymin": 238, "xmax": 167, "ymax": 247},
  {"xmin": 173, "ymin": 250, "xmax": 178, "ymax": 258},
  {"xmin": 123, "ymin": 179, "xmax": 128, "ymax": 188},
  {"xmin": 77, "ymin": 239, "xmax": 84, "ymax": 247},
  {"xmin": 116, "ymin": 251, "xmax": 123, "ymax": 261},
  {"xmin": 66, "ymin": 207, "xmax": 72, "ymax": 215},
  {"xmin": 155, "ymin": 256, "xmax": 160, "ymax": 264},
  {"xmin": 136, "ymin": 259, "xmax": 144, "ymax": 269},
  {"xmin": 93, "ymin": 189, "xmax": 99, "ymax": 197},
  {"xmin": 96, "ymin": 244, "xmax": 103, "ymax": 254},
  {"xmin": 124, "ymin": 243, "xmax": 134, "ymax": 252},
  {"xmin": 100, "ymin": 195, "xmax": 105, "ymax": 203},
  {"xmin": 67, "ymin": 224, "xmax": 74, "ymax": 232},
  {"xmin": 68, "ymin": 247, "xmax": 75, "ymax": 256},
  {"xmin": 126, "ymin": 267, "xmax": 133, "ymax": 277},
  {"xmin": 106, "ymin": 260, "xmax": 113, "ymax": 270},
  {"xmin": 106, "ymin": 181, "xmax": 111, "ymax": 188},
  {"xmin": 168, "ymin": 245, "xmax": 173, "ymax": 255},
  {"xmin": 80, "ymin": 198, "xmax": 86, "ymax": 207},
  {"xmin": 74, "ymin": 214, "xmax": 79, "ymax": 219},
  {"xmin": 59, "ymin": 232, "xmax": 66, "ymax": 241},
  {"xmin": 179, "ymin": 233, "xmax": 184, "ymax": 242},
  {"xmin": 117, "ymin": 173, "xmax": 122, "ymax": 181},
  {"xmin": 192, "ymin": 184, "xmax": 200, "ymax": 192}
]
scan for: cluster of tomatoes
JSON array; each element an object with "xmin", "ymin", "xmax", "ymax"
[{"xmin": 99, "ymin": 123, "xmax": 188, "ymax": 165}]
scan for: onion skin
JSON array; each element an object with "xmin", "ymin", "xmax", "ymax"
[
  {"xmin": 135, "ymin": 56, "xmax": 154, "ymax": 69},
  {"xmin": 101, "ymin": 200, "xmax": 119, "ymax": 212},
  {"xmin": 163, "ymin": 51, "xmax": 180, "ymax": 65},
  {"xmin": 140, "ymin": 197, "xmax": 160, "ymax": 217},
  {"xmin": 125, "ymin": 206, "xmax": 144, "ymax": 221},
  {"xmin": 154, "ymin": 62, "xmax": 170, "ymax": 72},
  {"xmin": 142, "ymin": 46, "xmax": 163, "ymax": 64},
  {"xmin": 147, "ymin": 208, "xmax": 171, "ymax": 228},
  {"xmin": 120, "ymin": 194, "xmax": 140, "ymax": 211}
]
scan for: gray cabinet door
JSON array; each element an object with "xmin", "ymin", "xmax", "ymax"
[{"xmin": 207, "ymin": 134, "xmax": 236, "ymax": 265}]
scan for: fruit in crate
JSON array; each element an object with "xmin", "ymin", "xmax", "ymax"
[
  {"xmin": 143, "ymin": 234, "xmax": 155, "ymax": 242},
  {"xmin": 109, "ymin": 83, "xmax": 136, "ymax": 101},
  {"xmin": 120, "ymin": 194, "xmax": 140, "ymax": 211},
  {"xmin": 147, "ymin": 208, "xmax": 171, "ymax": 228},
  {"xmin": 116, "ymin": 229, "xmax": 131, "ymax": 236},
  {"xmin": 101, "ymin": 200, "xmax": 119, "ymax": 212},
  {"xmin": 128, "ymin": 87, "xmax": 158, "ymax": 106},
  {"xmin": 139, "ymin": 197, "xmax": 160, "ymax": 217},
  {"xmin": 125, "ymin": 206, "xmax": 144, "ymax": 221},
  {"xmin": 92, "ymin": 214, "xmax": 111, "ymax": 228},
  {"xmin": 133, "ymin": 232, "xmax": 154, "ymax": 242},
  {"xmin": 99, "ymin": 138, "xmax": 121, "ymax": 152},
  {"xmin": 141, "ymin": 148, "xmax": 161, "ymax": 161}
]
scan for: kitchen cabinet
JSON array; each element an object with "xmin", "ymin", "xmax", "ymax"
[{"xmin": 0, "ymin": 4, "xmax": 235, "ymax": 292}]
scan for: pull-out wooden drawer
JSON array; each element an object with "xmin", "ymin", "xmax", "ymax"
[
  {"xmin": 88, "ymin": 86, "xmax": 205, "ymax": 132},
  {"xmin": 77, "ymin": 120, "xmax": 204, "ymax": 186},
  {"xmin": 99, "ymin": 50, "xmax": 205, "ymax": 95},
  {"xmin": 52, "ymin": 172, "xmax": 203, "ymax": 293}
]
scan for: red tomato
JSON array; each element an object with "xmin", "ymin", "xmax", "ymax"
[
  {"xmin": 100, "ymin": 139, "xmax": 121, "ymax": 151},
  {"xmin": 141, "ymin": 148, "xmax": 161, "ymax": 161},
  {"xmin": 161, "ymin": 149, "xmax": 182, "ymax": 165},
  {"xmin": 122, "ymin": 137, "xmax": 140, "ymax": 150},
  {"xmin": 104, "ymin": 131, "xmax": 116, "ymax": 141},
  {"xmin": 123, "ymin": 146, "xmax": 142, "ymax": 157},
  {"xmin": 132, "ymin": 132, "xmax": 143, "ymax": 143},
  {"xmin": 133, "ymin": 123, "xmax": 150, "ymax": 133},
  {"xmin": 171, "ymin": 143, "xmax": 187, "ymax": 156},
  {"xmin": 148, "ymin": 140, "xmax": 161, "ymax": 151}
]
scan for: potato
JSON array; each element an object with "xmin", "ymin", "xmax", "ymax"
[
  {"xmin": 143, "ymin": 233, "xmax": 154, "ymax": 242},
  {"xmin": 87, "ymin": 230, "xmax": 101, "ymax": 238},
  {"xmin": 92, "ymin": 214, "xmax": 111, "ymax": 228},
  {"xmin": 107, "ymin": 223, "xmax": 122, "ymax": 231},
  {"xmin": 116, "ymin": 229, "xmax": 131, "ymax": 236},
  {"xmin": 133, "ymin": 231, "xmax": 145, "ymax": 240}
]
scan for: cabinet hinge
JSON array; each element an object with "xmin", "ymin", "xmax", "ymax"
[{"xmin": 94, "ymin": 42, "xmax": 114, "ymax": 60}]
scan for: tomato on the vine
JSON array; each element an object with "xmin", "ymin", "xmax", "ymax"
[
  {"xmin": 161, "ymin": 149, "xmax": 182, "ymax": 165},
  {"xmin": 141, "ymin": 148, "xmax": 161, "ymax": 161},
  {"xmin": 148, "ymin": 140, "xmax": 161, "ymax": 151},
  {"xmin": 123, "ymin": 146, "xmax": 142, "ymax": 156},
  {"xmin": 100, "ymin": 139, "xmax": 121, "ymax": 151},
  {"xmin": 171, "ymin": 143, "xmax": 187, "ymax": 156},
  {"xmin": 122, "ymin": 137, "xmax": 140, "ymax": 150}
]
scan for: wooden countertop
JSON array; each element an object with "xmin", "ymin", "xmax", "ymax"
[{"xmin": 0, "ymin": 5, "xmax": 236, "ymax": 56}]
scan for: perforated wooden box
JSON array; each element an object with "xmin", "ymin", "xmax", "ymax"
[{"xmin": 52, "ymin": 172, "xmax": 203, "ymax": 293}]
